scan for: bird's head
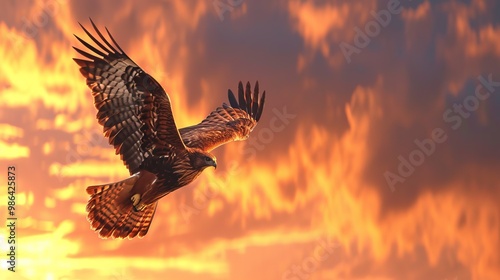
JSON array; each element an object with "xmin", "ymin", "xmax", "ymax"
[{"xmin": 190, "ymin": 150, "xmax": 217, "ymax": 170}]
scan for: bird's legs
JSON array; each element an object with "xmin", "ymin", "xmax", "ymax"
[{"xmin": 130, "ymin": 194, "xmax": 145, "ymax": 212}]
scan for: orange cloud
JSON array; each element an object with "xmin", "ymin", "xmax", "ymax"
[
  {"xmin": 0, "ymin": 1, "xmax": 499, "ymax": 279},
  {"xmin": 288, "ymin": 0, "xmax": 377, "ymax": 70}
]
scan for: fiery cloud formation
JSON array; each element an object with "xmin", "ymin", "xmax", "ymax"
[{"xmin": 0, "ymin": 0, "xmax": 499, "ymax": 279}]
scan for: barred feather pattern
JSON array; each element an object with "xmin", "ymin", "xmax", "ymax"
[
  {"xmin": 179, "ymin": 81, "xmax": 266, "ymax": 152},
  {"xmin": 86, "ymin": 174, "xmax": 158, "ymax": 239},
  {"xmin": 73, "ymin": 19, "xmax": 184, "ymax": 175}
]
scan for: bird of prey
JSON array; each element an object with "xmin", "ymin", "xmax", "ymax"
[{"xmin": 73, "ymin": 19, "xmax": 265, "ymax": 239}]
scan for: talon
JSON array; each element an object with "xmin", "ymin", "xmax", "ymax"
[
  {"xmin": 133, "ymin": 202, "xmax": 145, "ymax": 212},
  {"xmin": 130, "ymin": 194, "xmax": 141, "ymax": 206}
]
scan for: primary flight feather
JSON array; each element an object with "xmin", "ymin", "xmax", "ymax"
[{"xmin": 73, "ymin": 19, "xmax": 265, "ymax": 239}]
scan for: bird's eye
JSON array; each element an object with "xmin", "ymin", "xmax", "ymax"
[{"xmin": 205, "ymin": 156, "xmax": 211, "ymax": 162}]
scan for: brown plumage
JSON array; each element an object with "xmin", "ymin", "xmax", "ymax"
[{"xmin": 73, "ymin": 19, "xmax": 266, "ymax": 239}]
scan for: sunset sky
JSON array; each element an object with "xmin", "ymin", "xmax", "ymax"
[{"xmin": 1, "ymin": 0, "xmax": 500, "ymax": 279}]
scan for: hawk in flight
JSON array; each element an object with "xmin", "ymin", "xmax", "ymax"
[{"xmin": 73, "ymin": 19, "xmax": 265, "ymax": 239}]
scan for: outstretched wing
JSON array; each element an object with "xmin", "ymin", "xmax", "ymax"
[
  {"xmin": 179, "ymin": 81, "xmax": 265, "ymax": 152},
  {"xmin": 73, "ymin": 19, "xmax": 185, "ymax": 175}
]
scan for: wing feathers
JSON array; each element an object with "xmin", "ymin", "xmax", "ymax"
[
  {"xmin": 73, "ymin": 46, "xmax": 99, "ymax": 60},
  {"xmin": 228, "ymin": 89, "xmax": 239, "ymax": 108},
  {"xmin": 179, "ymin": 81, "xmax": 266, "ymax": 151},
  {"xmin": 238, "ymin": 82, "xmax": 247, "ymax": 111},
  {"xmin": 252, "ymin": 82, "xmax": 259, "ymax": 118},
  {"xmin": 74, "ymin": 34, "xmax": 107, "ymax": 58},
  {"xmin": 105, "ymin": 26, "xmax": 126, "ymax": 54},
  {"xmin": 78, "ymin": 22, "xmax": 113, "ymax": 55},
  {"xmin": 245, "ymin": 81, "xmax": 252, "ymax": 113},
  {"xmin": 89, "ymin": 18, "xmax": 120, "ymax": 54},
  {"xmin": 74, "ymin": 19, "xmax": 186, "ymax": 174}
]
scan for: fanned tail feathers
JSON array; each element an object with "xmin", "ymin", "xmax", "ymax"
[{"xmin": 86, "ymin": 175, "xmax": 158, "ymax": 239}]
